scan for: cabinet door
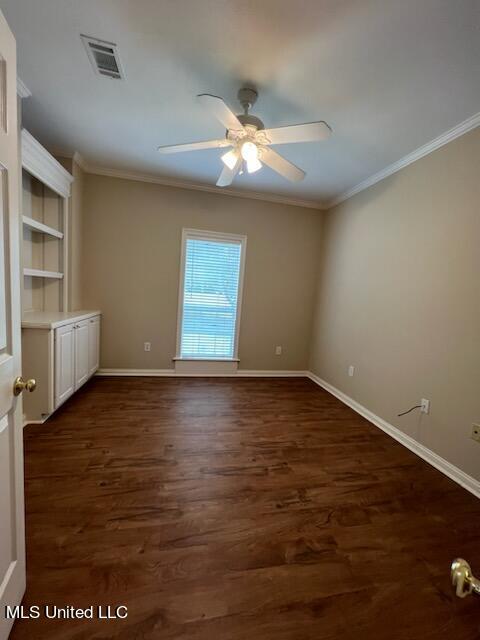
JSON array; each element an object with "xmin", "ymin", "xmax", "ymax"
[
  {"xmin": 55, "ymin": 324, "xmax": 75, "ymax": 407},
  {"xmin": 74, "ymin": 319, "xmax": 89, "ymax": 389},
  {"xmin": 88, "ymin": 316, "xmax": 100, "ymax": 376}
]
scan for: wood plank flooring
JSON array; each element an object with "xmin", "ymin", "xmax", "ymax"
[{"xmin": 11, "ymin": 377, "xmax": 480, "ymax": 639}]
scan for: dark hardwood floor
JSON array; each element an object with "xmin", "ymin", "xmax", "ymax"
[{"xmin": 11, "ymin": 377, "xmax": 480, "ymax": 639}]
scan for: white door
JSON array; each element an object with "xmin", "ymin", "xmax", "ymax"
[
  {"xmin": 74, "ymin": 320, "xmax": 89, "ymax": 389},
  {"xmin": 88, "ymin": 316, "xmax": 100, "ymax": 376},
  {"xmin": 55, "ymin": 324, "xmax": 75, "ymax": 407},
  {"xmin": 0, "ymin": 11, "xmax": 26, "ymax": 640}
]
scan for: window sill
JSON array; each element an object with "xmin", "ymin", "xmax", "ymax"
[{"xmin": 173, "ymin": 357, "xmax": 240, "ymax": 362}]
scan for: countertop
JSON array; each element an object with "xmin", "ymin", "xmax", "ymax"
[{"xmin": 22, "ymin": 310, "xmax": 101, "ymax": 330}]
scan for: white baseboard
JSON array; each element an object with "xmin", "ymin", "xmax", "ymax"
[
  {"xmin": 307, "ymin": 371, "xmax": 480, "ymax": 499},
  {"xmin": 97, "ymin": 369, "xmax": 174, "ymax": 377},
  {"xmin": 96, "ymin": 368, "xmax": 308, "ymax": 378}
]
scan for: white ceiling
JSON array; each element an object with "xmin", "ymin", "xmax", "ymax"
[{"xmin": 2, "ymin": 0, "xmax": 479, "ymax": 207}]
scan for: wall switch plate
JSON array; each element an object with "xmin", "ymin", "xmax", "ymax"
[
  {"xmin": 144, "ymin": 342, "xmax": 151, "ymax": 352},
  {"xmin": 348, "ymin": 365, "xmax": 355, "ymax": 377},
  {"xmin": 472, "ymin": 424, "xmax": 480, "ymax": 443},
  {"xmin": 420, "ymin": 398, "xmax": 430, "ymax": 414},
  {"xmin": 275, "ymin": 346, "xmax": 282, "ymax": 355}
]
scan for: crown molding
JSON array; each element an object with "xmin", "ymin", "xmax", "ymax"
[
  {"xmin": 17, "ymin": 77, "xmax": 31, "ymax": 99},
  {"xmin": 78, "ymin": 161, "xmax": 326, "ymax": 210},
  {"xmin": 328, "ymin": 111, "xmax": 480, "ymax": 209},
  {"xmin": 72, "ymin": 151, "xmax": 89, "ymax": 172},
  {"xmin": 48, "ymin": 110, "xmax": 480, "ymax": 210},
  {"xmin": 21, "ymin": 129, "xmax": 74, "ymax": 198}
]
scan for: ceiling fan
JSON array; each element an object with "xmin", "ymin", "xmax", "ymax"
[{"xmin": 158, "ymin": 87, "xmax": 332, "ymax": 187}]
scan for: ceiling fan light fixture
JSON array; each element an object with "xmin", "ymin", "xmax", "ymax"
[
  {"xmin": 221, "ymin": 149, "xmax": 239, "ymax": 170},
  {"xmin": 246, "ymin": 157, "xmax": 262, "ymax": 174},
  {"xmin": 240, "ymin": 140, "xmax": 259, "ymax": 163},
  {"xmin": 158, "ymin": 89, "xmax": 331, "ymax": 187}
]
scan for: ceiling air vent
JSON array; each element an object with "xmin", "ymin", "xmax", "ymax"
[{"xmin": 81, "ymin": 35, "xmax": 124, "ymax": 79}]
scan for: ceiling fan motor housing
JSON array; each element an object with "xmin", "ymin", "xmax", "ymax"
[
  {"xmin": 237, "ymin": 113, "xmax": 264, "ymax": 130},
  {"xmin": 235, "ymin": 88, "xmax": 263, "ymax": 132},
  {"xmin": 237, "ymin": 87, "xmax": 258, "ymax": 111}
]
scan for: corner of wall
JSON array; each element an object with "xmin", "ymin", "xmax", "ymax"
[{"xmin": 69, "ymin": 155, "xmax": 85, "ymax": 311}]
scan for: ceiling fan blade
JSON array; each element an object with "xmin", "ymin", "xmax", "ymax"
[
  {"xmin": 263, "ymin": 121, "xmax": 332, "ymax": 145},
  {"xmin": 158, "ymin": 139, "xmax": 231, "ymax": 154},
  {"xmin": 216, "ymin": 154, "xmax": 242, "ymax": 187},
  {"xmin": 197, "ymin": 94, "xmax": 244, "ymax": 132},
  {"xmin": 261, "ymin": 148, "xmax": 305, "ymax": 182}
]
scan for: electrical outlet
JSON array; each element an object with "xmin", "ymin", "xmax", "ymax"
[
  {"xmin": 275, "ymin": 346, "xmax": 282, "ymax": 356},
  {"xmin": 420, "ymin": 398, "xmax": 430, "ymax": 414},
  {"xmin": 348, "ymin": 365, "xmax": 355, "ymax": 377},
  {"xmin": 144, "ymin": 342, "xmax": 151, "ymax": 352},
  {"xmin": 472, "ymin": 424, "xmax": 480, "ymax": 443}
]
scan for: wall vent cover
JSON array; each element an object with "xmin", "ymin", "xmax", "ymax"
[{"xmin": 81, "ymin": 35, "xmax": 124, "ymax": 79}]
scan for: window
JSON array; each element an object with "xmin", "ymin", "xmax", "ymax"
[{"xmin": 176, "ymin": 229, "xmax": 246, "ymax": 360}]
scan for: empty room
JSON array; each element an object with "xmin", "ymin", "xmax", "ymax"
[{"xmin": 0, "ymin": 1, "xmax": 479, "ymax": 638}]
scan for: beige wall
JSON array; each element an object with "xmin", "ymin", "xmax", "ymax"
[
  {"xmin": 82, "ymin": 175, "xmax": 323, "ymax": 371},
  {"xmin": 310, "ymin": 127, "xmax": 480, "ymax": 479}
]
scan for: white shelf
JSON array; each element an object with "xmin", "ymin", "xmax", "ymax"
[
  {"xmin": 22, "ymin": 215, "xmax": 63, "ymax": 239},
  {"xmin": 24, "ymin": 268, "xmax": 64, "ymax": 279}
]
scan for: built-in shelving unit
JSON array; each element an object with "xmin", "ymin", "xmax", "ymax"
[
  {"xmin": 23, "ymin": 268, "xmax": 64, "ymax": 279},
  {"xmin": 21, "ymin": 129, "xmax": 73, "ymax": 314},
  {"xmin": 19, "ymin": 128, "xmax": 102, "ymax": 424},
  {"xmin": 22, "ymin": 215, "xmax": 64, "ymax": 239}
]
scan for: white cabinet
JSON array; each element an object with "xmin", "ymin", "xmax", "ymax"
[
  {"xmin": 74, "ymin": 319, "xmax": 89, "ymax": 389},
  {"xmin": 55, "ymin": 315, "xmax": 100, "ymax": 409},
  {"xmin": 54, "ymin": 324, "xmax": 75, "ymax": 407},
  {"xmin": 88, "ymin": 316, "xmax": 100, "ymax": 376},
  {"xmin": 22, "ymin": 311, "xmax": 101, "ymax": 421}
]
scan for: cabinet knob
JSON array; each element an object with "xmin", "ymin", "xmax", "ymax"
[{"xmin": 13, "ymin": 376, "xmax": 37, "ymax": 396}]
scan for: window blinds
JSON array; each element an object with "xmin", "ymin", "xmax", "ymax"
[{"xmin": 180, "ymin": 236, "xmax": 242, "ymax": 359}]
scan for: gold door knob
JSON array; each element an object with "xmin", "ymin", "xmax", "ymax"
[
  {"xmin": 13, "ymin": 376, "xmax": 37, "ymax": 396},
  {"xmin": 451, "ymin": 558, "xmax": 480, "ymax": 598}
]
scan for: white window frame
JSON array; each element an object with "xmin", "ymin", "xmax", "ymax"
[{"xmin": 175, "ymin": 228, "xmax": 247, "ymax": 361}]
